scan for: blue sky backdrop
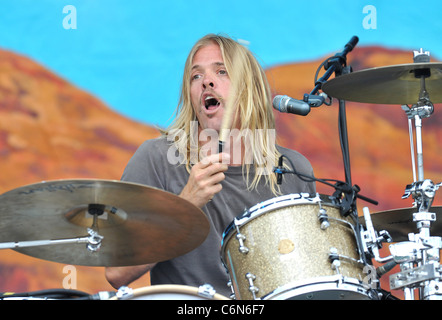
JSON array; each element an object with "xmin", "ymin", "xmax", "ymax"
[{"xmin": 0, "ymin": 0, "xmax": 441, "ymax": 127}]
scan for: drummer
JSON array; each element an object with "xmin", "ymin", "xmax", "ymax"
[{"xmin": 105, "ymin": 33, "xmax": 316, "ymax": 297}]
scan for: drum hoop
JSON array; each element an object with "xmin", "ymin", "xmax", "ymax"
[
  {"xmin": 133, "ymin": 284, "xmax": 197, "ymax": 296},
  {"xmin": 262, "ymin": 275, "xmax": 372, "ymax": 300},
  {"xmin": 118, "ymin": 285, "xmax": 230, "ymax": 300}
]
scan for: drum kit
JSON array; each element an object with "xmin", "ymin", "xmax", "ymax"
[
  {"xmin": 222, "ymin": 43, "xmax": 442, "ymax": 300},
  {"xmin": 321, "ymin": 46, "xmax": 442, "ymax": 300},
  {"xmin": 0, "ymin": 39, "xmax": 441, "ymax": 301}
]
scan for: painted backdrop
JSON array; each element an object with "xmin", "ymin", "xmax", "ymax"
[{"xmin": 0, "ymin": 0, "xmax": 441, "ymax": 299}]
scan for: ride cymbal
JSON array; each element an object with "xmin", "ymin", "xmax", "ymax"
[{"xmin": 322, "ymin": 62, "xmax": 442, "ymax": 104}]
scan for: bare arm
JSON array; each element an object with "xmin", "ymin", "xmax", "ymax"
[
  {"xmin": 105, "ymin": 263, "xmax": 156, "ymax": 289},
  {"xmin": 105, "ymin": 153, "xmax": 229, "ymax": 288}
]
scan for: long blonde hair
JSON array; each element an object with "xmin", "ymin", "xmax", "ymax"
[{"xmin": 165, "ymin": 34, "xmax": 281, "ymax": 195}]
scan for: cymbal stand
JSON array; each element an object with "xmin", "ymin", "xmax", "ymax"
[
  {"xmin": 387, "ymin": 179, "xmax": 441, "ymax": 300},
  {"xmin": 401, "ymin": 69, "xmax": 434, "ymax": 182},
  {"xmin": 387, "ymin": 50, "xmax": 442, "ymax": 299},
  {"xmin": 0, "ymin": 206, "xmax": 104, "ymax": 253},
  {"xmin": 0, "ymin": 228, "xmax": 103, "ymax": 252},
  {"xmin": 363, "ymin": 114, "xmax": 442, "ymax": 300}
]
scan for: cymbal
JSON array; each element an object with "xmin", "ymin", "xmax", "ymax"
[
  {"xmin": 0, "ymin": 179, "xmax": 209, "ymax": 266},
  {"xmin": 359, "ymin": 206, "xmax": 442, "ymax": 242},
  {"xmin": 322, "ymin": 62, "xmax": 442, "ymax": 104}
]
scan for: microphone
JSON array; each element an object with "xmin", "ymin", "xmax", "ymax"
[
  {"xmin": 276, "ymin": 156, "xmax": 283, "ymax": 184},
  {"xmin": 272, "ymin": 95, "xmax": 310, "ymax": 116},
  {"xmin": 344, "ymin": 35, "xmax": 359, "ymax": 52}
]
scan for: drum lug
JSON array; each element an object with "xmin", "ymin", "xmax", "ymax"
[
  {"xmin": 197, "ymin": 283, "xmax": 217, "ymax": 299},
  {"xmin": 115, "ymin": 286, "xmax": 134, "ymax": 300},
  {"xmin": 245, "ymin": 273, "xmax": 259, "ymax": 299},
  {"xmin": 234, "ymin": 218, "xmax": 249, "ymax": 254},
  {"xmin": 236, "ymin": 233, "xmax": 249, "ymax": 254},
  {"xmin": 318, "ymin": 206, "xmax": 330, "ymax": 230},
  {"xmin": 227, "ymin": 280, "xmax": 237, "ymax": 300},
  {"xmin": 329, "ymin": 247, "xmax": 342, "ymax": 274},
  {"xmin": 329, "ymin": 247, "xmax": 364, "ymax": 274}
]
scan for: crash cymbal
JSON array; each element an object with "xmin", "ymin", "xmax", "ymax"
[
  {"xmin": 0, "ymin": 179, "xmax": 209, "ymax": 266},
  {"xmin": 359, "ymin": 206, "xmax": 442, "ymax": 242},
  {"xmin": 322, "ymin": 62, "xmax": 442, "ymax": 104}
]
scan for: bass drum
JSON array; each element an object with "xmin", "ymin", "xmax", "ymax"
[{"xmin": 221, "ymin": 193, "xmax": 376, "ymax": 300}]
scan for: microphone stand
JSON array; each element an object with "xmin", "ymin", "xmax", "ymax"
[
  {"xmin": 277, "ymin": 36, "xmax": 376, "ymax": 214},
  {"xmin": 312, "ymin": 36, "xmax": 381, "ymax": 271},
  {"xmin": 311, "ymin": 36, "xmax": 359, "ymax": 96},
  {"xmin": 275, "ymin": 36, "xmax": 379, "ymax": 215},
  {"xmin": 312, "ymin": 36, "xmax": 361, "ymax": 217}
]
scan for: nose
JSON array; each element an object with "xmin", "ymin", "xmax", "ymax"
[{"xmin": 202, "ymin": 75, "xmax": 215, "ymax": 89}]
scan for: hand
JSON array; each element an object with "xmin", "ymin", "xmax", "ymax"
[{"xmin": 179, "ymin": 153, "xmax": 230, "ymax": 208}]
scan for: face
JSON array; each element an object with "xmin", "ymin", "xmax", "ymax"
[{"xmin": 190, "ymin": 43, "xmax": 231, "ymax": 133}]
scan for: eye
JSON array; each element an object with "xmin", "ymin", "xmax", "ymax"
[{"xmin": 218, "ymin": 69, "xmax": 228, "ymax": 76}]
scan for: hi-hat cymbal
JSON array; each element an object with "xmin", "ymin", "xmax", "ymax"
[
  {"xmin": 0, "ymin": 179, "xmax": 209, "ymax": 267},
  {"xmin": 322, "ymin": 62, "xmax": 442, "ymax": 104},
  {"xmin": 359, "ymin": 206, "xmax": 442, "ymax": 242}
]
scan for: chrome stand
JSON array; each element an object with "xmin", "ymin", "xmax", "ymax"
[
  {"xmin": 362, "ymin": 49, "xmax": 442, "ymax": 300},
  {"xmin": 0, "ymin": 208, "xmax": 104, "ymax": 253},
  {"xmin": 0, "ymin": 228, "xmax": 103, "ymax": 252}
]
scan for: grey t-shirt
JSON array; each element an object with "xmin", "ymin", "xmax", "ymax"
[{"xmin": 121, "ymin": 136, "xmax": 316, "ymax": 297}]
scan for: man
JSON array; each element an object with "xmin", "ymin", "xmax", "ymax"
[{"xmin": 105, "ymin": 34, "xmax": 316, "ymax": 298}]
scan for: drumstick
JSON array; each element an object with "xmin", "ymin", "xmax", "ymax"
[
  {"xmin": 218, "ymin": 77, "xmax": 238, "ymax": 153},
  {"xmin": 218, "ymin": 98, "xmax": 235, "ymax": 153},
  {"xmin": 218, "ymin": 49, "xmax": 241, "ymax": 153}
]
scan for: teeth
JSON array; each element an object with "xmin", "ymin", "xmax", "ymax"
[{"xmin": 205, "ymin": 96, "xmax": 214, "ymax": 101}]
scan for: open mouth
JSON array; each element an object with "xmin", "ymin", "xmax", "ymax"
[{"xmin": 204, "ymin": 96, "xmax": 221, "ymax": 110}]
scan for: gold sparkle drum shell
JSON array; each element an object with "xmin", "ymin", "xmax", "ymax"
[{"xmin": 221, "ymin": 193, "xmax": 374, "ymax": 300}]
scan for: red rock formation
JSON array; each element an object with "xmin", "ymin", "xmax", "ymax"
[
  {"xmin": 0, "ymin": 48, "xmax": 160, "ymax": 295},
  {"xmin": 0, "ymin": 48, "xmax": 160, "ymax": 192}
]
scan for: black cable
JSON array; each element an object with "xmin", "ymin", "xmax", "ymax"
[
  {"xmin": 338, "ymin": 99, "xmax": 352, "ymax": 185},
  {"xmin": 274, "ymin": 154, "xmax": 378, "ymax": 211},
  {"xmin": 0, "ymin": 288, "xmax": 116, "ymax": 300},
  {"xmin": 0, "ymin": 288, "xmax": 90, "ymax": 299},
  {"xmin": 313, "ymin": 57, "xmax": 332, "ymax": 85},
  {"xmin": 276, "ymin": 154, "xmax": 352, "ymax": 193}
]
